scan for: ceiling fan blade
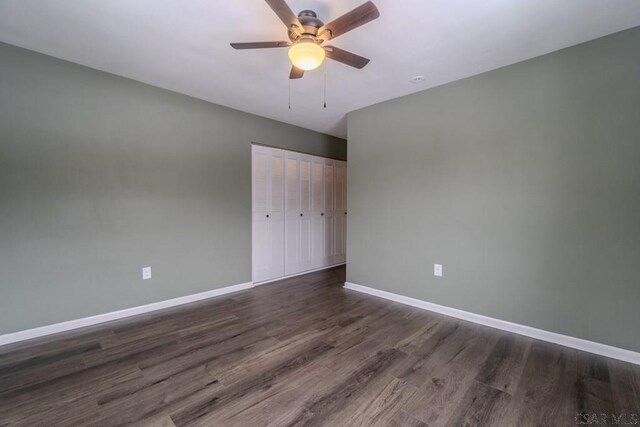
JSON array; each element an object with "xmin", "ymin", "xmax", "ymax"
[
  {"xmin": 324, "ymin": 46, "xmax": 370, "ymax": 69},
  {"xmin": 289, "ymin": 66, "xmax": 305, "ymax": 79},
  {"xmin": 230, "ymin": 41, "xmax": 291, "ymax": 49},
  {"xmin": 318, "ymin": 1, "xmax": 379, "ymax": 40},
  {"xmin": 265, "ymin": 0, "xmax": 304, "ymax": 34}
]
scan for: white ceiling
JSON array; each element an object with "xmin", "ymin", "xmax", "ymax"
[{"xmin": 1, "ymin": 1, "xmax": 639, "ymax": 138}]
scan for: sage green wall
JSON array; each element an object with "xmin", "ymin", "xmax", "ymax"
[
  {"xmin": 0, "ymin": 42, "xmax": 346, "ymax": 334},
  {"xmin": 347, "ymin": 27, "xmax": 640, "ymax": 352}
]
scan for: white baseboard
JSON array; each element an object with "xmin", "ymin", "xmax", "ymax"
[
  {"xmin": 0, "ymin": 281, "xmax": 254, "ymax": 347},
  {"xmin": 344, "ymin": 282, "xmax": 640, "ymax": 366},
  {"xmin": 253, "ymin": 263, "xmax": 345, "ymax": 286}
]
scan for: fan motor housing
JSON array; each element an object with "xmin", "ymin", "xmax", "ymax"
[{"xmin": 290, "ymin": 10, "xmax": 324, "ymax": 39}]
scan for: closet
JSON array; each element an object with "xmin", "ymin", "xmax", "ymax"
[{"xmin": 252, "ymin": 144, "xmax": 346, "ymax": 283}]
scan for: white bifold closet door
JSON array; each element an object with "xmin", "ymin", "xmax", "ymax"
[
  {"xmin": 252, "ymin": 145, "xmax": 346, "ymax": 283},
  {"xmin": 322, "ymin": 159, "xmax": 336, "ymax": 267},
  {"xmin": 284, "ymin": 151, "xmax": 313, "ymax": 275},
  {"xmin": 251, "ymin": 146, "xmax": 285, "ymax": 283},
  {"xmin": 311, "ymin": 156, "xmax": 329, "ymax": 269},
  {"xmin": 333, "ymin": 160, "xmax": 347, "ymax": 265}
]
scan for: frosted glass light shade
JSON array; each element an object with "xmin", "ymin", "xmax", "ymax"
[{"xmin": 288, "ymin": 40, "xmax": 325, "ymax": 71}]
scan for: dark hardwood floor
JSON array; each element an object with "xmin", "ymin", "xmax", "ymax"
[{"xmin": 1, "ymin": 266, "xmax": 638, "ymax": 426}]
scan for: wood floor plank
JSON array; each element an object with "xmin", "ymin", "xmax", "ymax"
[
  {"xmin": 139, "ymin": 326, "xmax": 277, "ymax": 383},
  {"xmin": 399, "ymin": 324, "xmax": 502, "ymax": 424},
  {"xmin": 95, "ymin": 365, "xmax": 220, "ymax": 425},
  {"xmin": 574, "ymin": 350, "xmax": 616, "ymax": 422},
  {"xmin": 215, "ymin": 366, "xmax": 341, "ymax": 427},
  {"xmin": 208, "ymin": 329, "xmax": 329, "ymax": 387},
  {"xmin": 342, "ymin": 375, "xmax": 418, "ymax": 426},
  {"xmin": 0, "ymin": 265, "xmax": 637, "ymax": 426},
  {"xmin": 391, "ymin": 321, "xmax": 488, "ymax": 388},
  {"xmin": 0, "ymin": 360, "xmax": 143, "ymax": 416},
  {"xmin": 133, "ymin": 415, "xmax": 177, "ymax": 427},
  {"xmin": 445, "ymin": 380, "xmax": 511, "ymax": 426},
  {"xmin": 282, "ymin": 348, "xmax": 407, "ymax": 426},
  {"xmin": 0, "ymin": 343, "xmax": 100, "ymax": 376},
  {"xmin": 475, "ymin": 333, "xmax": 531, "ymax": 394},
  {"xmin": 321, "ymin": 336, "xmax": 391, "ymax": 376},
  {"xmin": 0, "ymin": 329, "xmax": 112, "ymax": 364},
  {"xmin": 608, "ymin": 358, "xmax": 640, "ymax": 416},
  {"xmin": 503, "ymin": 341, "xmax": 578, "ymax": 426},
  {"xmin": 171, "ymin": 342, "xmax": 334, "ymax": 426},
  {"xmin": 393, "ymin": 315, "xmax": 442, "ymax": 355},
  {"xmin": 0, "ymin": 352, "xmax": 90, "ymax": 396},
  {"xmin": 1, "ymin": 394, "xmax": 101, "ymax": 426},
  {"xmin": 388, "ymin": 411, "xmax": 428, "ymax": 427}
]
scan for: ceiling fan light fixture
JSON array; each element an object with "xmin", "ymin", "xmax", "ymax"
[
  {"xmin": 230, "ymin": 1, "xmax": 379, "ymax": 79},
  {"xmin": 288, "ymin": 39, "xmax": 325, "ymax": 71}
]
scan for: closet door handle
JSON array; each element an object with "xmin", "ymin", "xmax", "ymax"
[
  {"xmin": 300, "ymin": 213, "xmax": 303, "ymax": 217},
  {"xmin": 321, "ymin": 213, "xmax": 324, "ymax": 216},
  {"xmin": 344, "ymin": 212, "xmax": 347, "ymax": 215},
  {"xmin": 266, "ymin": 214, "xmax": 270, "ymax": 218}
]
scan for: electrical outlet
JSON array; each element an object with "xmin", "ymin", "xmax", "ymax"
[
  {"xmin": 142, "ymin": 266, "xmax": 152, "ymax": 280},
  {"xmin": 434, "ymin": 264, "xmax": 443, "ymax": 277}
]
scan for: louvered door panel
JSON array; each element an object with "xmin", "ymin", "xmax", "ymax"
[
  {"xmin": 310, "ymin": 158, "xmax": 325, "ymax": 269},
  {"xmin": 252, "ymin": 150, "xmax": 269, "ymax": 213},
  {"xmin": 333, "ymin": 161, "xmax": 347, "ymax": 264},
  {"xmin": 324, "ymin": 161, "xmax": 334, "ymax": 212},
  {"xmin": 252, "ymin": 146, "xmax": 285, "ymax": 282},
  {"xmin": 284, "ymin": 151, "xmax": 306, "ymax": 275}
]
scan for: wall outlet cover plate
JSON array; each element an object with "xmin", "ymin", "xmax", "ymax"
[{"xmin": 434, "ymin": 264, "xmax": 443, "ymax": 277}]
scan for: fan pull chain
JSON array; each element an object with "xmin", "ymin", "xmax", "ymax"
[
  {"xmin": 323, "ymin": 63, "xmax": 327, "ymax": 109},
  {"xmin": 288, "ymin": 79, "xmax": 291, "ymax": 110}
]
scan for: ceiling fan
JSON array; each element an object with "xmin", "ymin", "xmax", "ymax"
[{"xmin": 230, "ymin": 0, "xmax": 380, "ymax": 79}]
